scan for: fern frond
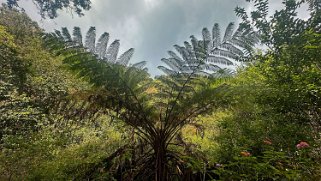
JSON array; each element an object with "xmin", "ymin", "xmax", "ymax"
[
  {"xmin": 72, "ymin": 27, "xmax": 83, "ymax": 46},
  {"xmin": 211, "ymin": 49, "xmax": 239, "ymax": 60},
  {"xmin": 206, "ymin": 56, "xmax": 234, "ymax": 65},
  {"xmin": 158, "ymin": 65, "xmax": 178, "ymax": 76},
  {"xmin": 212, "ymin": 23, "xmax": 221, "ymax": 48},
  {"xmin": 105, "ymin": 40, "xmax": 120, "ymax": 63},
  {"xmin": 85, "ymin": 26, "xmax": 96, "ymax": 53},
  {"xmin": 61, "ymin": 27, "xmax": 72, "ymax": 42},
  {"xmin": 220, "ymin": 42, "xmax": 244, "ymax": 56},
  {"xmin": 132, "ymin": 61, "xmax": 147, "ymax": 69},
  {"xmin": 223, "ymin": 22, "xmax": 235, "ymax": 43},
  {"xmin": 117, "ymin": 48, "xmax": 134, "ymax": 66},
  {"xmin": 95, "ymin": 32, "xmax": 109, "ymax": 59}
]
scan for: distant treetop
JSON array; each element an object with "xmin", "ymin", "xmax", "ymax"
[{"xmin": 5, "ymin": 0, "xmax": 91, "ymax": 19}]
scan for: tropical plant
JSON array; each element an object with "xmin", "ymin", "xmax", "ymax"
[
  {"xmin": 44, "ymin": 24, "xmax": 230, "ymax": 180},
  {"xmin": 159, "ymin": 22, "xmax": 260, "ymax": 77}
]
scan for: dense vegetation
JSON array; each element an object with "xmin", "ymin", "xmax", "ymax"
[{"xmin": 0, "ymin": 0, "xmax": 320, "ymax": 180}]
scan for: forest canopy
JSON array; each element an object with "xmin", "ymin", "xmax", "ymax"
[{"xmin": 0, "ymin": 0, "xmax": 321, "ymax": 180}]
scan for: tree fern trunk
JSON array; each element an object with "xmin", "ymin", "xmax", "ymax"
[{"xmin": 154, "ymin": 136, "xmax": 168, "ymax": 181}]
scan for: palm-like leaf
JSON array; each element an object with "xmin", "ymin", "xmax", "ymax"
[
  {"xmin": 95, "ymin": 32, "xmax": 109, "ymax": 59},
  {"xmin": 72, "ymin": 27, "xmax": 82, "ymax": 46},
  {"xmin": 61, "ymin": 27, "xmax": 72, "ymax": 42},
  {"xmin": 208, "ymin": 22, "xmax": 259, "ymax": 69},
  {"xmin": 117, "ymin": 48, "xmax": 134, "ymax": 66},
  {"xmin": 85, "ymin": 26, "xmax": 96, "ymax": 52},
  {"xmin": 160, "ymin": 22, "xmax": 259, "ymax": 77},
  {"xmin": 105, "ymin": 40, "xmax": 120, "ymax": 63},
  {"xmin": 54, "ymin": 27, "xmax": 141, "ymax": 67},
  {"xmin": 212, "ymin": 23, "xmax": 221, "ymax": 48},
  {"xmin": 223, "ymin": 22, "xmax": 235, "ymax": 43}
]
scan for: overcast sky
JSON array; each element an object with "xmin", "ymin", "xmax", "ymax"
[{"xmin": 0, "ymin": 0, "xmax": 310, "ymax": 75}]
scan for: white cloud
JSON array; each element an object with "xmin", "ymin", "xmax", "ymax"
[{"xmin": 144, "ymin": 0, "xmax": 161, "ymax": 9}]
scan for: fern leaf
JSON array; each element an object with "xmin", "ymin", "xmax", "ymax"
[
  {"xmin": 223, "ymin": 22, "xmax": 235, "ymax": 43},
  {"xmin": 220, "ymin": 42, "xmax": 244, "ymax": 56},
  {"xmin": 168, "ymin": 51, "xmax": 183, "ymax": 63},
  {"xmin": 202, "ymin": 28, "xmax": 212, "ymax": 52},
  {"xmin": 201, "ymin": 64, "xmax": 221, "ymax": 71},
  {"xmin": 132, "ymin": 61, "xmax": 147, "ymax": 69},
  {"xmin": 202, "ymin": 27, "xmax": 211, "ymax": 42},
  {"xmin": 105, "ymin": 40, "xmax": 120, "ymax": 63},
  {"xmin": 211, "ymin": 49, "xmax": 239, "ymax": 60},
  {"xmin": 158, "ymin": 65, "xmax": 177, "ymax": 75},
  {"xmin": 61, "ymin": 27, "xmax": 72, "ymax": 42},
  {"xmin": 117, "ymin": 48, "xmax": 134, "ymax": 66},
  {"xmin": 206, "ymin": 56, "xmax": 234, "ymax": 65},
  {"xmin": 85, "ymin": 26, "xmax": 96, "ymax": 53},
  {"xmin": 95, "ymin": 32, "xmax": 109, "ymax": 59},
  {"xmin": 212, "ymin": 23, "xmax": 221, "ymax": 48},
  {"xmin": 161, "ymin": 58, "xmax": 181, "ymax": 72},
  {"xmin": 72, "ymin": 27, "xmax": 83, "ymax": 46}
]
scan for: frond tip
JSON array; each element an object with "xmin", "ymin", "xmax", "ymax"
[{"xmin": 51, "ymin": 26, "xmax": 145, "ymax": 68}]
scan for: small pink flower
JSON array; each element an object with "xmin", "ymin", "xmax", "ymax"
[{"xmin": 296, "ymin": 141, "xmax": 309, "ymax": 149}]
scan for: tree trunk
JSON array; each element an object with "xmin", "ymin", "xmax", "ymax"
[{"xmin": 155, "ymin": 137, "xmax": 167, "ymax": 181}]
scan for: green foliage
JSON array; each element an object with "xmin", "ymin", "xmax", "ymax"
[
  {"xmin": 205, "ymin": 1, "xmax": 321, "ymax": 179},
  {"xmin": 1, "ymin": 1, "xmax": 321, "ymax": 180},
  {"xmin": 0, "ymin": 25, "xmax": 40, "ymax": 141},
  {"xmin": 4, "ymin": 0, "xmax": 91, "ymax": 19},
  {"xmin": 0, "ymin": 8, "xmax": 126, "ymax": 181}
]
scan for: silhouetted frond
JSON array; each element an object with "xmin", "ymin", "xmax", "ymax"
[
  {"xmin": 72, "ymin": 27, "xmax": 83, "ymax": 46},
  {"xmin": 220, "ymin": 42, "xmax": 244, "ymax": 56},
  {"xmin": 158, "ymin": 65, "xmax": 177, "ymax": 76},
  {"xmin": 105, "ymin": 40, "xmax": 119, "ymax": 63},
  {"xmin": 117, "ymin": 48, "xmax": 134, "ymax": 66},
  {"xmin": 212, "ymin": 23, "xmax": 221, "ymax": 48},
  {"xmin": 211, "ymin": 49, "xmax": 239, "ymax": 60},
  {"xmin": 223, "ymin": 22, "xmax": 235, "ymax": 43},
  {"xmin": 132, "ymin": 61, "xmax": 147, "ymax": 69},
  {"xmin": 61, "ymin": 27, "xmax": 72, "ymax": 42},
  {"xmin": 206, "ymin": 56, "xmax": 233, "ymax": 65},
  {"xmin": 85, "ymin": 26, "xmax": 96, "ymax": 52},
  {"xmin": 159, "ymin": 22, "xmax": 259, "ymax": 78},
  {"xmin": 95, "ymin": 32, "xmax": 109, "ymax": 59}
]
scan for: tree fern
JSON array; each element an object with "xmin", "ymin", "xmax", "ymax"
[{"xmin": 44, "ymin": 26, "xmax": 229, "ymax": 180}]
